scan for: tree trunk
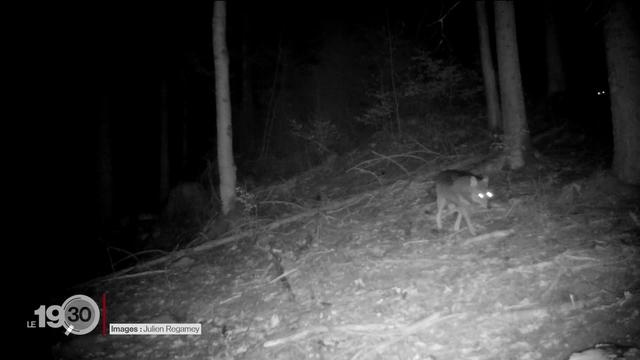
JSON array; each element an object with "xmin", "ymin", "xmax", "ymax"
[
  {"xmin": 544, "ymin": 0, "xmax": 565, "ymax": 96},
  {"xmin": 475, "ymin": 0, "xmax": 501, "ymax": 132},
  {"xmin": 97, "ymin": 95, "xmax": 113, "ymax": 228},
  {"xmin": 386, "ymin": 15, "xmax": 401, "ymax": 135},
  {"xmin": 159, "ymin": 79, "xmax": 170, "ymax": 203},
  {"xmin": 213, "ymin": 1, "xmax": 237, "ymax": 214},
  {"xmin": 604, "ymin": 0, "xmax": 640, "ymax": 184},
  {"xmin": 260, "ymin": 36, "xmax": 283, "ymax": 159},
  {"xmin": 494, "ymin": 1, "xmax": 530, "ymax": 169},
  {"xmin": 544, "ymin": 0, "xmax": 566, "ymax": 125},
  {"xmin": 179, "ymin": 68, "xmax": 190, "ymax": 174}
]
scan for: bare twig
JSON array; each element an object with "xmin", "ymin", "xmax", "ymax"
[
  {"xmin": 264, "ymin": 326, "xmax": 330, "ymax": 347},
  {"xmin": 269, "ymin": 268, "xmax": 299, "ymax": 283},
  {"xmin": 263, "ymin": 312, "xmax": 462, "ymax": 350},
  {"xmin": 348, "ymin": 166, "xmax": 384, "ymax": 185},
  {"xmin": 109, "ymin": 248, "xmax": 169, "ymax": 267},
  {"xmin": 541, "ymin": 266, "xmax": 567, "ymax": 300},
  {"xmin": 347, "ymin": 151, "xmax": 430, "ymax": 173},
  {"xmin": 351, "ymin": 312, "xmax": 463, "ymax": 360},
  {"xmin": 103, "ymin": 270, "xmax": 167, "ymax": 282},
  {"xmin": 260, "ymin": 200, "xmax": 308, "ymax": 210},
  {"xmin": 502, "ymin": 200, "xmax": 518, "ymax": 219},
  {"xmin": 83, "ymin": 194, "xmax": 371, "ymax": 286},
  {"xmin": 370, "ymin": 151, "xmax": 409, "ymax": 176},
  {"xmin": 428, "ymin": 1, "xmax": 461, "ymax": 51},
  {"xmin": 461, "ymin": 229, "xmax": 516, "ymax": 246},
  {"xmin": 428, "ymin": 1, "xmax": 462, "ymax": 26},
  {"xmin": 409, "ymin": 137, "xmax": 443, "ymax": 156}
]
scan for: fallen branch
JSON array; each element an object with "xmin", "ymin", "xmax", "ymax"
[
  {"xmin": 352, "ymin": 312, "xmax": 462, "ymax": 360},
  {"xmin": 346, "ymin": 150, "xmax": 434, "ymax": 176},
  {"xmin": 103, "ymin": 270, "xmax": 167, "ymax": 282},
  {"xmin": 370, "ymin": 150, "xmax": 410, "ymax": 176},
  {"xmin": 348, "ymin": 166, "xmax": 383, "ymax": 185},
  {"xmin": 194, "ymin": 194, "xmax": 370, "ymax": 252},
  {"xmin": 263, "ymin": 313, "xmax": 460, "ymax": 349},
  {"xmin": 83, "ymin": 193, "xmax": 371, "ymax": 285},
  {"xmin": 264, "ymin": 326, "xmax": 329, "ymax": 347},
  {"xmin": 260, "ymin": 200, "xmax": 308, "ymax": 210},
  {"xmin": 461, "ymin": 229, "xmax": 515, "ymax": 246}
]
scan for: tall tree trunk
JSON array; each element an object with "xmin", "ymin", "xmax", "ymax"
[
  {"xmin": 604, "ymin": 0, "xmax": 640, "ymax": 184},
  {"xmin": 179, "ymin": 68, "xmax": 190, "ymax": 174},
  {"xmin": 97, "ymin": 95, "xmax": 113, "ymax": 228},
  {"xmin": 495, "ymin": 1, "xmax": 530, "ymax": 169},
  {"xmin": 544, "ymin": 1, "xmax": 565, "ymax": 96},
  {"xmin": 475, "ymin": 0, "xmax": 501, "ymax": 132},
  {"xmin": 213, "ymin": 1, "xmax": 237, "ymax": 214},
  {"xmin": 159, "ymin": 79, "xmax": 170, "ymax": 203},
  {"xmin": 543, "ymin": 0, "xmax": 566, "ymax": 126},
  {"xmin": 386, "ymin": 14, "xmax": 401, "ymax": 135},
  {"xmin": 260, "ymin": 35, "xmax": 283, "ymax": 159}
]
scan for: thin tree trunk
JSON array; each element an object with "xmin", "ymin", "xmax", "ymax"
[
  {"xmin": 544, "ymin": 0, "xmax": 566, "ymax": 126},
  {"xmin": 260, "ymin": 35, "xmax": 283, "ymax": 159},
  {"xmin": 544, "ymin": 1, "xmax": 565, "ymax": 97},
  {"xmin": 213, "ymin": 1, "xmax": 237, "ymax": 214},
  {"xmin": 179, "ymin": 68, "xmax": 189, "ymax": 174},
  {"xmin": 98, "ymin": 95, "xmax": 113, "ymax": 228},
  {"xmin": 475, "ymin": 0, "xmax": 501, "ymax": 132},
  {"xmin": 159, "ymin": 79, "xmax": 170, "ymax": 203},
  {"xmin": 494, "ymin": 1, "xmax": 530, "ymax": 169},
  {"xmin": 604, "ymin": 0, "xmax": 640, "ymax": 184},
  {"xmin": 386, "ymin": 13, "xmax": 401, "ymax": 135}
]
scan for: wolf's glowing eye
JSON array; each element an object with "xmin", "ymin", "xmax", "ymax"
[
  {"xmin": 478, "ymin": 193, "xmax": 484, "ymax": 198},
  {"xmin": 486, "ymin": 192, "xmax": 493, "ymax": 198}
]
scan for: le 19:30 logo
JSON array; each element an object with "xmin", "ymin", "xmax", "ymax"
[{"xmin": 29, "ymin": 295, "xmax": 100, "ymax": 335}]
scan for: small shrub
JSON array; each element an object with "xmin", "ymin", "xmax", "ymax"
[
  {"xmin": 289, "ymin": 115, "xmax": 340, "ymax": 156},
  {"xmin": 235, "ymin": 185, "xmax": 257, "ymax": 218}
]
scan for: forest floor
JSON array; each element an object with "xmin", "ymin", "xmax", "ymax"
[{"xmin": 55, "ymin": 136, "xmax": 639, "ymax": 360}]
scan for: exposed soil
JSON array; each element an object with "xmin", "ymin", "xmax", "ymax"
[{"xmin": 55, "ymin": 143, "xmax": 640, "ymax": 360}]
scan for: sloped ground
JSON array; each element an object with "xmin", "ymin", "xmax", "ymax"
[{"xmin": 56, "ymin": 147, "xmax": 640, "ymax": 360}]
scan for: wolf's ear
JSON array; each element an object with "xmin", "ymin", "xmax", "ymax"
[
  {"xmin": 470, "ymin": 176, "xmax": 478, "ymax": 187},
  {"xmin": 481, "ymin": 176, "xmax": 489, "ymax": 185}
]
